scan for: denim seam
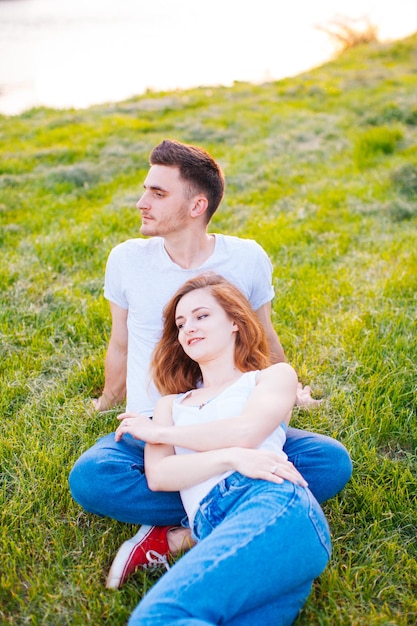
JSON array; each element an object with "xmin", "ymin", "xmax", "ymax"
[
  {"xmin": 306, "ymin": 490, "xmax": 331, "ymax": 558},
  {"xmin": 178, "ymin": 487, "xmax": 301, "ymax": 600}
]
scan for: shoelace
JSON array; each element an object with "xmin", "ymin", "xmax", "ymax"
[{"xmin": 146, "ymin": 549, "xmax": 171, "ymax": 571}]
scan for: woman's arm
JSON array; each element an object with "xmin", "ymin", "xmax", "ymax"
[
  {"xmin": 141, "ymin": 395, "xmax": 236, "ymax": 491},
  {"xmin": 144, "ymin": 393, "xmax": 305, "ymax": 492},
  {"xmin": 117, "ymin": 362, "xmax": 298, "ymax": 451}
]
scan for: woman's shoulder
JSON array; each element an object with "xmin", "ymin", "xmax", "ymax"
[
  {"xmin": 257, "ymin": 363, "xmax": 298, "ymax": 386},
  {"xmin": 155, "ymin": 393, "xmax": 177, "ymax": 410}
]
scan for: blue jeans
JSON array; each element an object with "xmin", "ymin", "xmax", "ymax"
[
  {"xmin": 68, "ymin": 427, "xmax": 352, "ymax": 525},
  {"xmin": 129, "ymin": 474, "xmax": 331, "ymax": 626}
]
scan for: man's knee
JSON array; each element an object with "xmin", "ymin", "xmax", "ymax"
[
  {"xmin": 68, "ymin": 449, "xmax": 101, "ymax": 513},
  {"xmin": 284, "ymin": 428, "xmax": 352, "ymax": 502}
]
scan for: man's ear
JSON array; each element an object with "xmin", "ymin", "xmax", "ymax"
[{"xmin": 190, "ymin": 196, "xmax": 208, "ymax": 218}]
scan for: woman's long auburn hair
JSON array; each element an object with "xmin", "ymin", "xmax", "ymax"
[{"xmin": 151, "ymin": 273, "xmax": 271, "ymax": 395}]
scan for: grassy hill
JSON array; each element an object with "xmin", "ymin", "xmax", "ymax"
[{"xmin": 1, "ymin": 32, "xmax": 416, "ymax": 625}]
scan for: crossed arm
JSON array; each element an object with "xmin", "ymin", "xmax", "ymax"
[{"xmin": 115, "ymin": 363, "xmax": 307, "ymax": 492}]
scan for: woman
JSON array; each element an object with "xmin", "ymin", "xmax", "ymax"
[{"xmin": 115, "ymin": 273, "xmax": 331, "ymax": 625}]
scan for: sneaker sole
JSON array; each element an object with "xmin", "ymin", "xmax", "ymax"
[{"xmin": 106, "ymin": 525, "xmax": 154, "ymax": 590}]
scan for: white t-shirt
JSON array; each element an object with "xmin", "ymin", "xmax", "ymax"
[
  {"xmin": 173, "ymin": 371, "xmax": 288, "ymax": 529},
  {"xmin": 104, "ymin": 234, "xmax": 275, "ymax": 414}
]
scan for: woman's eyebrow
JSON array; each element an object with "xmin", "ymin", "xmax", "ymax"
[{"xmin": 175, "ymin": 307, "xmax": 211, "ymax": 322}]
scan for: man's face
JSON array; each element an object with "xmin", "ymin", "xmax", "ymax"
[{"xmin": 136, "ymin": 165, "xmax": 192, "ymax": 237}]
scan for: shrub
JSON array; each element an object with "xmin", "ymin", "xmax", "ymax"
[
  {"xmin": 391, "ymin": 163, "xmax": 417, "ymax": 199},
  {"xmin": 353, "ymin": 126, "xmax": 403, "ymax": 168},
  {"xmin": 316, "ymin": 15, "xmax": 379, "ymax": 52}
]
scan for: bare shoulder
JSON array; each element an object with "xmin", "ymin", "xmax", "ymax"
[
  {"xmin": 155, "ymin": 394, "xmax": 176, "ymax": 411},
  {"xmin": 257, "ymin": 363, "xmax": 298, "ymax": 388},
  {"xmin": 153, "ymin": 394, "xmax": 177, "ymax": 424}
]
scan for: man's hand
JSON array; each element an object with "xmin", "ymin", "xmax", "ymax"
[
  {"xmin": 295, "ymin": 383, "xmax": 324, "ymax": 408},
  {"xmin": 91, "ymin": 394, "xmax": 117, "ymax": 412}
]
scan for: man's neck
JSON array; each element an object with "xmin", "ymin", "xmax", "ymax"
[{"xmin": 163, "ymin": 232, "xmax": 215, "ymax": 269}]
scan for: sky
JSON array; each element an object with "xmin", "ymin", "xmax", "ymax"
[{"xmin": 1, "ymin": 0, "xmax": 416, "ymax": 114}]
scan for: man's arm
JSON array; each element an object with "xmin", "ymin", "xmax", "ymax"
[
  {"xmin": 255, "ymin": 301, "xmax": 286, "ymax": 363},
  {"xmin": 92, "ymin": 302, "xmax": 128, "ymax": 412},
  {"xmin": 255, "ymin": 301, "xmax": 322, "ymax": 407}
]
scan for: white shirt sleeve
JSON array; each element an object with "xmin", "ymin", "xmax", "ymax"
[{"xmin": 103, "ymin": 242, "xmax": 129, "ymax": 309}]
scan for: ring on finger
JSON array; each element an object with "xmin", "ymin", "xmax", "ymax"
[{"xmin": 271, "ymin": 464, "xmax": 278, "ymax": 474}]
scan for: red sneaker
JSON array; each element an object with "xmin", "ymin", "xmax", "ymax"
[{"xmin": 106, "ymin": 525, "xmax": 175, "ymax": 589}]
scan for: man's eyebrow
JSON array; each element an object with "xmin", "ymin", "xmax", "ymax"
[{"xmin": 143, "ymin": 183, "xmax": 167, "ymax": 192}]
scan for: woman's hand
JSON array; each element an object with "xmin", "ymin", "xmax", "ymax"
[
  {"xmin": 115, "ymin": 413, "xmax": 161, "ymax": 443},
  {"xmin": 231, "ymin": 447, "xmax": 308, "ymax": 487}
]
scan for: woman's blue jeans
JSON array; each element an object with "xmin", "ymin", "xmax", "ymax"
[
  {"xmin": 68, "ymin": 427, "xmax": 352, "ymax": 525},
  {"xmin": 128, "ymin": 474, "xmax": 331, "ymax": 626}
]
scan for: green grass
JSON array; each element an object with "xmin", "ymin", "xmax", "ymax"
[{"xmin": 1, "ymin": 32, "xmax": 417, "ymax": 625}]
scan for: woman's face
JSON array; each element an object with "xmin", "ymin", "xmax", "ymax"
[{"xmin": 175, "ymin": 287, "xmax": 238, "ymax": 362}]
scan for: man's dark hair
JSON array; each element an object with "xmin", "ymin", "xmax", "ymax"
[{"xmin": 150, "ymin": 139, "xmax": 225, "ymax": 222}]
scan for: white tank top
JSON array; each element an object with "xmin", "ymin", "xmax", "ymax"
[{"xmin": 172, "ymin": 371, "xmax": 287, "ymax": 529}]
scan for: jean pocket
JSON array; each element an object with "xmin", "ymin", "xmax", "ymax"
[
  {"xmin": 221, "ymin": 472, "xmax": 252, "ymax": 494},
  {"xmin": 194, "ymin": 474, "xmax": 250, "ymax": 540}
]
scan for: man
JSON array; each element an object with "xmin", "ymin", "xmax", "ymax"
[{"xmin": 69, "ymin": 139, "xmax": 352, "ymax": 589}]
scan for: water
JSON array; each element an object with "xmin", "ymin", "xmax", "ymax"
[
  {"xmin": 1, "ymin": 0, "xmax": 416, "ymax": 115},
  {"xmin": 1, "ymin": 0, "xmax": 188, "ymax": 114}
]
